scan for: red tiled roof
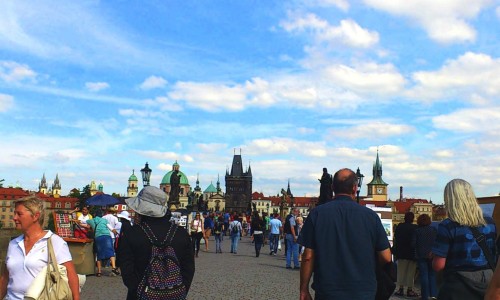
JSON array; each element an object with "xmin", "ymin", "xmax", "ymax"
[
  {"xmin": 0, "ymin": 187, "xmax": 30, "ymax": 198},
  {"xmin": 393, "ymin": 198, "xmax": 429, "ymax": 213}
]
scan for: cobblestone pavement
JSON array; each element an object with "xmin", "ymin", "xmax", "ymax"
[{"xmin": 81, "ymin": 235, "xmax": 417, "ymax": 299}]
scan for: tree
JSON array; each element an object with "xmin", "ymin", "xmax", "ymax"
[
  {"xmin": 77, "ymin": 185, "xmax": 92, "ymax": 208},
  {"xmin": 68, "ymin": 188, "xmax": 80, "ymax": 198},
  {"xmin": 111, "ymin": 193, "xmax": 121, "ymax": 198}
]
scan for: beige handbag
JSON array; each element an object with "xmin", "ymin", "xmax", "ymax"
[{"xmin": 24, "ymin": 236, "xmax": 73, "ymax": 300}]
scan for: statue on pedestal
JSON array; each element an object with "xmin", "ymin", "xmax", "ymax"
[
  {"xmin": 168, "ymin": 170, "xmax": 181, "ymax": 209},
  {"xmin": 318, "ymin": 167, "xmax": 333, "ymax": 206}
]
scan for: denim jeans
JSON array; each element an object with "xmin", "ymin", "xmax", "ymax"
[
  {"xmin": 215, "ymin": 234, "xmax": 222, "ymax": 252},
  {"xmin": 285, "ymin": 233, "xmax": 299, "ymax": 268},
  {"xmin": 269, "ymin": 233, "xmax": 280, "ymax": 253},
  {"xmin": 418, "ymin": 258, "xmax": 437, "ymax": 299},
  {"xmin": 231, "ymin": 233, "xmax": 240, "ymax": 253}
]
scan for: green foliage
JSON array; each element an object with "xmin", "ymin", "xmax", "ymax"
[
  {"xmin": 68, "ymin": 188, "xmax": 80, "ymax": 198},
  {"xmin": 77, "ymin": 184, "xmax": 92, "ymax": 208},
  {"xmin": 111, "ymin": 193, "xmax": 121, "ymax": 198},
  {"xmin": 47, "ymin": 212, "xmax": 55, "ymax": 232}
]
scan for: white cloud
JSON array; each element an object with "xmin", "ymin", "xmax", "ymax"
[
  {"xmin": 140, "ymin": 75, "xmax": 168, "ymax": 90},
  {"xmin": 0, "ymin": 94, "xmax": 14, "ymax": 112},
  {"xmin": 281, "ymin": 13, "xmax": 379, "ymax": 48},
  {"xmin": 323, "ymin": 62, "xmax": 406, "ymax": 96},
  {"xmin": 409, "ymin": 52, "xmax": 500, "ymax": 102},
  {"xmin": 0, "ymin": 61, "xmax": 37, "ymax": 83},
  {"xmin": 434, "ymin": 150, "xmax": 454, "ymax": 158},
  {"xmin": 433, "ymin": 107, "xmax": 500, "ymax": 133},
  {"xmin": 246, "ymin": 138, "xmax": 328, "ymax": 158},
  {"xmin": 329, "ymin": 122, "xmax": 415, "ymax": 140},
  {"xmin": 169, "ymin": 77, "xmax": 275, "ymax": 112},
  {"xmin": 363, "ymin": 0, "xmax": 492, "ymax": 44},
  {"xmin": 85, "ymin": 82, "xmax": 109, "ymax": 92}
]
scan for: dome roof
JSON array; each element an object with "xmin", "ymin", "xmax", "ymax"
[
  {"xmin": 204, "ymin": 182, "xmax": 217, "ymax": 193},
  {"xmin": 128, "ymin": 171, "xmax": 138, "ymax": 181},
  {"xmin": 161, "ymin": 170, "xmax": 190, "ymax": 185}
]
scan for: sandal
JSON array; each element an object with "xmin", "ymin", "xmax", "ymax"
[
  {"xmin": 394, "ymin": 288, "xmax": 404, "ymax": 296},
  {"xmin": 96, "ymin": 272, "xmax": 102, "ymax": 277},
  {"xmin": 112, "ymin": 268, "xmax": 121, "ymax": 276}
]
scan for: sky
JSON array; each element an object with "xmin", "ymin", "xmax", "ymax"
[{"xmin": 1, "ymin": 0, "xmax": 499, "ymax": 203}]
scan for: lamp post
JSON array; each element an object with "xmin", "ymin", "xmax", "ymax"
[
  {"xmin": 141, "ymin": 162, "xmax": 152, "ymax": 187},
  {"xmin": 355, "ymin": 167, "xmax": 364, "ymax": 204},
  {"xmin": 266, "ymin": 203, "xmax": 270, "ymax": 215}
]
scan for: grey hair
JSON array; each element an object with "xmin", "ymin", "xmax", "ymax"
[
  {"xmin": 14, "ymin": 194, "xmax": 46, "ymax": 226},
  {"xmin": 444, "ymin": 179, "xmax": 486, "ymax": 227}
]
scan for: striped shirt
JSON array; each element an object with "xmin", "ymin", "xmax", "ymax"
[{"xmin": 432, "ymin": 217, "xmax": 496, "ymax": 272}]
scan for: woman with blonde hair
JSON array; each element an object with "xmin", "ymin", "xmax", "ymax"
[
  {"xmin": 0, "ymin": 195, "xmax": 80, "ymax": 299},
  {"xmin": 432, "ymin": 179, "xmax": 496, "ymax": 300}
]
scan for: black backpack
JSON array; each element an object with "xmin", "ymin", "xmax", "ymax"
[
  {"xmin": 137, "ymin": 223, "xmax": 187, "ymax": 300},
  {"xmin": 231, "ymin": 221, "xmax": 239, "ymax": 234}
]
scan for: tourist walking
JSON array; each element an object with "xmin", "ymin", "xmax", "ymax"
[
  {"xmin": 119, "ymin": 186, "xmax": 194, "ymax": 300},
  {"xmin": 393, "ymin": 212, "xmax": 419, "ymax": 298},
  {"xmin": 229, "ymin": 216, "xmax": 243, "ymax": 254},
  {"xmin": 0, "ymin": 195, "xmax": 80, "ymax": 300},
  {"xmin": 269, "ymin": 213, "xmax": 282, "ymax": 255},
  {"xmin": 203, "ymin": 213, "xmax": 214, "ymax": 251},
  {"xmin": 413, "ymin": 213, "xmax": 437, "ymax": 300},
  {"xmin": 432, "ymin": 179, "xmax": 496, "ymax": 300},
  {"xmin": 284, "ymin": 208, "xmax": 300, "ymax": 269},
  {"xmin": 190, "ymin": 212, "xmax": 203, "ymax": 257},
  {"xmin": 214, "ymin": 215, "xmax": 224, "ymax": 253},
  {"xmin": 87, "ymin": 210, "xmax": 120, "ymax": 277},
  {"xmin": 251, "ymin": 212, "xmax": 265, "ymax": 257},
  {"xmin": 299, "ymin": 168, "xmax": 391, "ymax": 299}
]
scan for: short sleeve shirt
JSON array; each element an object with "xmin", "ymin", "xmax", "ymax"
[
  {"xmin": 87, "ymin": 216, "xmax": 110, "ymax": 238},
  {"xmin": 269, "ymin": 218, "xmax": 282, "ymax": 234},
  {"xmin": 76, "ymin": 212, "xmax": 92, "ymax": 224},
  {"xmin": 300, "ymin": 196, "xmax": 390, "ymax": 299},
  {"xmin": 5, "ymin": 231, "xmax": 72, "ymax": 300},
  {"xmin": 432, "ymin": 217, "xmax": 496, "ymax": 272}
]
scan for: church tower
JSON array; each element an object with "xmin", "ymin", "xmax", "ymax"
[
  {"xmin": 90, "ymin": 180, "xmax": 98, "ymax": 196},
  {"xmin": 366, "ymin": 150, "xmax": 388, "ymax": 201},
  {"xmin": 51, "ymin": 174, "xmax": 61, "ymax": 198},
  {"xmin": 127, "ymin": 170, "xmax": 139, "ymax": 197},
  {"xmin": 39, "ymin": 173, "xmax": 48, "ymax": 195},
  {"xmin": 225, "ymin": 150, "xmax": 252, "ymax": 213}
]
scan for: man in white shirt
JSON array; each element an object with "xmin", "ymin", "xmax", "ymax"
[
  {"xmin": 269, "ymin": 213, "xmax": 283, "ymax": 255},
  {"xmin": 102, "ymin": 207, "xmax": 119, "ymax": 273}
]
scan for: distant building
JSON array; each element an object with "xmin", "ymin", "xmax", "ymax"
[
  {"xmin": 89, "ymin": 180, "xmax": 104, "ymax": 196},
  {"xmin": 127, "ymin": 170, "xmax": 139, "ymax": 197},
  {"xmin": 38, "ymin": 173, "xmax": 62, "ymax": 198},
  {"xmin": 0, "ymin": 187, "xmax": 78, "ymax": 229},
  {"xmin": 204, "ymin": 175, "xmax": 225, "ymax": 212},
  {"xmin": 366, "ymin": 150, "xmax": 388, "ymax": 201},
  {"xmin": 225, "ymin": 151, "xmax": 252, "ymax": 213}
]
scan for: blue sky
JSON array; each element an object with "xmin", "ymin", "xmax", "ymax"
[{"xmin": 1, "ymin": 0, "xmax": 499, "ymax": 203}]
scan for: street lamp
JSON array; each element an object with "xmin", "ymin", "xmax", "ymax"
[
  {"xmin": 266, "ymin": 203, "xmax": 270, "ymax": 215},
  {"xmin": 141, "ymin": 162, "xmax": 152, "ymax": 187},
  {"xmin": 355, "ymin": 167, "xmax": 364, "ymax": 204}
]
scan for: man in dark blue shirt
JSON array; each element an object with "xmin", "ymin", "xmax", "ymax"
[{"xmin": 299, "ymin": 168, "xmax": 391, "ymax": 300}]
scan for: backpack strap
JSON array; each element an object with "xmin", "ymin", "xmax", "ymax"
[
  {"xmin": 470, "ymin": 226, "xmax": 496, "ymax": 270},
  {"xmin": 139, "ymin": 222, "xmax": 179, "ymax": 247},
  {"xmin": 139, "ymin": 222, "xmax": 158, "ymax": 245},
  {"xmin": 164, "ymin": 224, "xmax": 178, "ymax": 246}
]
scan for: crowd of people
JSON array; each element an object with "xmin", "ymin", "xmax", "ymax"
[{"xmin": 3, "ymin": 169, "xmax": 500, "ymax": 299}]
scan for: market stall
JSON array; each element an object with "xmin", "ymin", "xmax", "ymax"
[{"xmin": 53, "ymin": 212, "xmax": 95, "ymax": 275}]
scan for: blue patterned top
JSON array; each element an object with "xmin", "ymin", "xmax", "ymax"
[{"xmin": 432, "ymin": 217, "xmax": 496, "ymax": 272}]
